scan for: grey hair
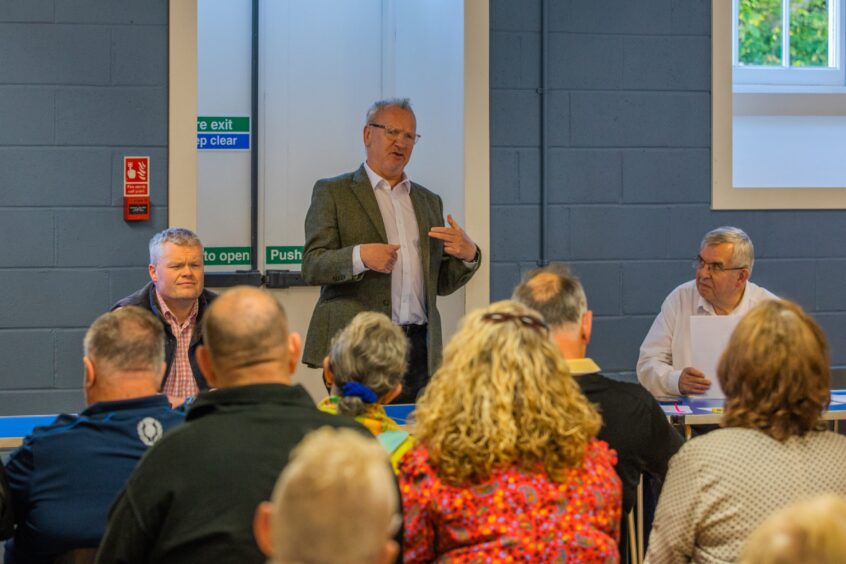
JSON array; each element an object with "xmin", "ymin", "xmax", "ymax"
[
  {"xmin": 365, "ymin": 98, "xmax": 414, "ymax": 125},
  {"xmin": 701, "ymin": 226, "xmax": 755, "ymax": 274},
  {"xmin": 84, "ymin": 306, "xmax": 165, "ymax": 375},
  {"xmin": 329, "ymin": 312, "xmax": 408, "ymax": 416},
  {"xmin": 149, "ymin": 227, "xmax": 203, "ymax": 264},
  {"xmin": 511, "ymin": 263, "xmax": 587, "ymax": 329},
  {"xmin": 270, "ymin": 427, "xmax": 398, "ymax": 564}
]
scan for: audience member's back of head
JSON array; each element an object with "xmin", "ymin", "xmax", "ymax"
[
  {"xmin": 413, "ymin": 300, "xmax": 600, "ymax": 485},
  {"xmin": 328, "ymin": 311, "xmax": 407, "ymax": 416},
  {"xmin": 201, "ymin": 286, "xmax": 290, "ymax": 383},
  {"xmin": 255, "ymin": 427, "xmax": 399, "ymax": 564},
  {"xmin": 739, "ymin": 494, "xmax": 846, "ymax": 564},
  {"xmin": 511, "ymin": 263, "xmax": 587, "ymax": 328},
  {"xmin": 85, "ymin": 306, "xmax": 165, "ymax": 374},
  {"xmin": 718, "ymin": 299, "xmax": 829, "ymax": 440}
]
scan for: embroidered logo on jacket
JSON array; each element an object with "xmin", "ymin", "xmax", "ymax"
[{"xmin": 137, "ymin": 417, "xmax": 164, "ymax": 446}]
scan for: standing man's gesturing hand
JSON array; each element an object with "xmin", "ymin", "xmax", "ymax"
[
  {"xmin": 428, "ymin": 214, "xmax": 477, "ymax": 262},
  {"xmin": 361, "ymin": 243, "xmax": 401, "ymax": 273}
]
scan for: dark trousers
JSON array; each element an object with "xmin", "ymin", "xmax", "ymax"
[{"xmin": 391, "ymin": 323, "xmax": 429, "ymax": 404}]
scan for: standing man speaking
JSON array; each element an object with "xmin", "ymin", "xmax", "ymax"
[{"xmin": 302, "ymin": 98, "xmax": 481, "ymax": 403}]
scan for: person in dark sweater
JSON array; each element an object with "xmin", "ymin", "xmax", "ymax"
[
  {"xmin": 4, "ymin": 307, "xmax": 185, "ymax": 563},
  {"xmin": 512, "ymin": 264, "xmax": 683, "ymax": 516},
  {"xmin": 112, "ymin": 227, "xmax": 217, "ymax": 401},
  {"xmin": 96, "ymin": 287, "xmax": 369, "ymax": 564}
]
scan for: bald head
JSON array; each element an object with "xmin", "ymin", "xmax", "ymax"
[
  {"xmin": 200, "ymin": 287, "xmax": 300, "ymax": 387},
  {"xmin": 512, "ymin": 264, "xmax": 587, "ymax": 329}
]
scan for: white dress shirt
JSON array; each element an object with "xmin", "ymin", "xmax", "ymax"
[
  {"xmin": 352, "ymin": 162, "xmax": 427, "ymax": 325},
  {"xmin": 636, "ymin": 279, "xmax": 778, "ymax": 397}
]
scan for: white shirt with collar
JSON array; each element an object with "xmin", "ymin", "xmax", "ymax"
[
  {"xmin": 351, "ymin": 162, "xmax": 427, "ymax": 325},
  {"xmin": 636, "ymin": 279, "xmax": 778, "ymax": 397}
]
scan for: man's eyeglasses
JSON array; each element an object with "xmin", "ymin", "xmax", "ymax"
[
  {"xmin": 692, "ymin": 256, "xmax": 748, "ymax": 274},
  {"xmin": 368, "ymin": 123, "xmax": 421, "ymax": 145},
  {"xmin": 481, "ymin": 311, "xmax": 548, "ymax": 334}
]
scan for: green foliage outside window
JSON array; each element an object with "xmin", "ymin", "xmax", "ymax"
[{"xmin": 738, "ymin": 0, "xmax": 829, "ymax": 67}]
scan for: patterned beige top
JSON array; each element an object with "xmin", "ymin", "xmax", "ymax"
[{"xmin": 646, "ymin": 427, "xmax": 846, "ymax": 564}]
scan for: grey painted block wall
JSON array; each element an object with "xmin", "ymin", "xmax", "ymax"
[
  {"xmin": 0, "ymin": 0, "xmax": 168, "ymax": 414},
  {"xmin": 490, "ymin": 0, "xmax": 846, "ymax": 379}
]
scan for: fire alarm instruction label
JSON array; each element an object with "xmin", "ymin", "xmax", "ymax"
[{"xmin": 197, "ymin": 116, "xmax": 250, "ymax": 150}]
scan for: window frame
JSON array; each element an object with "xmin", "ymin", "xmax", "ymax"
[{"xmin": 732, "ymin": 0, "xmax": 845, "ymax": 88}]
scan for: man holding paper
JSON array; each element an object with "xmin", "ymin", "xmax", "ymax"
[{"xmin": 637, "ymin": 226, "xmax": 777, "ymax": 397}]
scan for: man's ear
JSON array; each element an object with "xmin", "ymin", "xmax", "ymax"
[
  {"xmin": 322, "ymin": 356, "xmax": 334, "ymax": 387},
  {"xmin": 148, "ymin": 263, "xmax": 158, "ymax": 284},
  {"xmin": 737, "ymin": 268, "xmax": 751, "ymax": 286},
  {"xmin": 287, "ymin": 332, "xmax": 302, "ymax": 374},
  {"xmin": 581, "ymin": 310, "xmax": 593, "ymax": 346},
  {"xmin": 363, "ymin": 123, "xmax": 373, "ymax": 147},
  {"xmin": 196, "ymin": 346, "xmax": 218, "ymax": 388},
  {"xmin": 253, "ymin": 502, "xmax": 274, "ymax": 558},
  {"xmin": 380, "ymin": 383, "xmax": 402, "ymax": 405},
  {"xmin": 83, "ymin": 356, "xmax": 96, "ymax": 389},
  {"xmin": 377, "ymin": 540, "xmax": 400, "ymax": 564}
]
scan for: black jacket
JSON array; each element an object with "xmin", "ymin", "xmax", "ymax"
[
  {"xmin": 578, "ymin": 372, "xmax": 684, "ymax": 514},
  {"xmin": 112, "ymin": 282, "xmax": 217, "ymax": 391}
]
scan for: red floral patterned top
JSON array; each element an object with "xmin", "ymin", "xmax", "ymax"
[{"xmin": 399, "ymin": 439, "xmax": 622, "ymax": 563}]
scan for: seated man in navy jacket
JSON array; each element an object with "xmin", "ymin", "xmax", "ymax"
[
  {"xmin": 112, "ymin": 227, "xmax": 217, "ymax": 401},
  {"xmin": 3, "ymin": 307, "xmax": 185, "ymax": 563}
]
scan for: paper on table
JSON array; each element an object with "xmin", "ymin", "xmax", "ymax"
[{"xmin": 690, "ymin": 315, "xmax": 741, "ymax": 399}]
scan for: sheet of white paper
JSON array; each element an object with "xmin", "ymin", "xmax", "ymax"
[{"xmin": 690, "ymin": 315, "xmax": 742, "ymax": 399}]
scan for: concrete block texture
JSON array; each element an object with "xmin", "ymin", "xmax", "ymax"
[
  {"xmin": 549, "ymin": 0, "xmax": 673, "ymax": 34},
  {"xmin": 490, "ymin": 0, "xmax": 541, "ymax": 31},
  {"xmin": 543, "ymin": 204, "xmax": 572, "ymax": 259},
  {"xmin": 546, "ymin": 91, "xmax": 570, "ymax": 147},
  {"xmin": 0, "ymin": 87, "xmax": 54, "ymax": 145},
  {"xmin": 757, "ymin": 211, "xmax": 846, "ymax": 259},
  {"xmin": 569, "ymin": 206, "xmax": 669, "ymax": 259},
  {"xmin": 491, "ymin": 32, "xmax": 540, "ymax": 90},
  {"xmin": 0, "ymin": 0, "xmax": 53, "ymax": 23},
  {"xmin": 55, "ymin": 329, "xmax": 86, "ymax": 389},
  {"xmin": 670, "ymin": 0, "xmax": 711, "ymax": 35},
  {"xmin": 621, "ymin": 36, "xmax": 710, "ymax": 92},
  {"xmin": 491, "ymin": 205, "xmax": 541, "ymax": 262},
  {"xmin": 548, "ymin": 34, "xmax": 625, "ymax": 90},
  {"xmin": 548, "ymin": 149, "xmax": 622, "ymax": 204},
  {"xmin": 816, "ymin": 260, "xmax": 846, "ymax": 312},
  {"xmin": 0, "ymin": 24, "xmax": 109, "ymax": 84},
  {"xmin": 0, "ymin": 330, "xmax": 54, "ymax": 389},
  {"xmin": 753, "ymin": 259, "xmax": 815, "ymax": 310},
  {"xmin": 0, "ymin": 270, "xmax": 109, "ymax": 328},
  {"xmin": 109, "ymin": 268, "xmax": 152, "ymax": 306},
  {"xmin": 623, "ymin": 149, "xmax": 710, "ymax": 203},
  {"xmin": 56, "ymin": 209, "xmax": 167, "ymax": 267},
  {"xmin": 570, "ymin": 91, "xmax": 709, "ymax": 148},
  {"xmin": 623, "ymin": 261, "xmax": 693, "ymax": 315},
  {"xmin": 0, "ymin": 148, "xmax": 111, "ymax": 205},
  {"xmin": 491, "ymin": 148, "xmax": 541, "ymax": 205},
  {"xmin": 667, "ymin": 207, "xmax": 766, "ymax": 259},
  {"xmin": 112, "ymin": 25, "xmax": 167, "ymax": 85},
  {"xmin": 0, "ymin": 390, "xmax": 85, "ymax": 416},
  {"xmin": 56, "ymin": 86, "xmax": 167, "ymax": 146},
  {"xmin": 569, "ymin": 261, "xmax": 622, "ymax": 316},
  {"xmin": 490, "ymin": 262, "xmax": 523, "ymax": 301},
  {"xmin": 0, "ymin": 209, "xmax": 54, "ymax": 267},
  {"xmin": 490, "ymin": 89, "xmax": 541, "ymax": 147},
  {"xmin": 590, "ymin": 315, "xmax": 656, "ymax": 373},
  {"xmin": 815, "ymin": 313, "xmax": 846, "ymax": 366},
  {"xmin": 55, "ymin": 0, "xmax": 167, "ymax": 25}
]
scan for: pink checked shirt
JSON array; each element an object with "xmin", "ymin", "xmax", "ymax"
[{"xmin": 156, "ymin": 290, "xmax": 200, "ymax": 399}]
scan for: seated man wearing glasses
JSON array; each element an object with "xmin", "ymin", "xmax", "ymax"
[
  {"xmin": 637, "ymin": 226, "xmax": 777, "ymax": 397},
  {"xmin": 302, "ymin": 98, "xmax": 480, "ymax": 404}
]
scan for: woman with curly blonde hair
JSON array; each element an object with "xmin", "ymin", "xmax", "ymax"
[
  {"xmin": 647, "ymin": 299, "xmax": 846, "ymax": 563},
  {"xmin": 399, "ymin": 300, "xmax": 622, "ymax": 562}
]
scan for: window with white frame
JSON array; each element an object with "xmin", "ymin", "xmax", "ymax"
[{"xmin": 733, "ymin": 0, "xmax": 845, "ymax": 86}]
